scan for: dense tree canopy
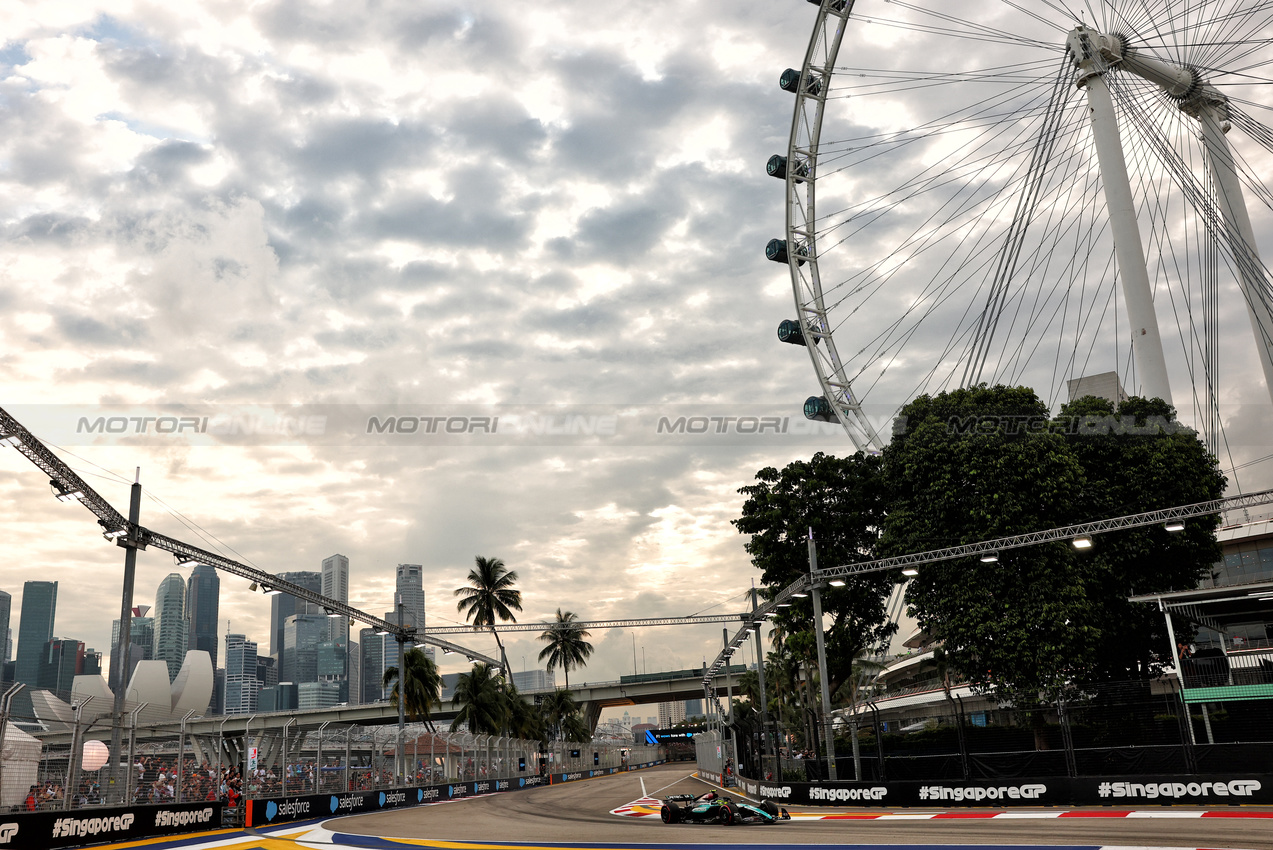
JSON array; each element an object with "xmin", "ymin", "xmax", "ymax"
[
  {"xmin": 881, "ymin": 386, "xmax": 1224, "ymax": 702},
  {"xmin": 733, "ymin": 451, "xmax": 897, "ymax": 698}
]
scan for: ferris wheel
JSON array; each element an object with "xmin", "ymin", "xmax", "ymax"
[{"xmin": 771, "ymin": 0, "xmax": 1273, "ymax": 460}]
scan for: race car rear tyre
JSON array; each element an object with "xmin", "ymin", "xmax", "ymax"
[
  {"xmin": 719, "ymin": 803, "xmax": 734, "ymax": 825},
  {"xmin": 660, "ymin": 804, "xmax": 679, "ymax": 824}
]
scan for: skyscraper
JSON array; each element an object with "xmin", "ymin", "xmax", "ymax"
[
  {"xmin": 348, "ymin": 637, "xmax": 360, "ymax": 705},
  {"xmin": 38, "ymin": 638, "xmax": 84, "ymax": 693},
  {"xmin": 15, "ymin": 581, "xmax": 57, "ymax": 687},
  {"xmin": 109, "ymin": 607, "xmax": 154, "ymax": 691},
  {"xmin": 359, "ymin": 628, "xmax": 389, "ymax": 703},
  {"xmin": 396, "ymin": 564, "xmax": 425, "ymax": 632},
  {"xmin": 281, "ymin": 613, "xmax": 325, "ymax": 685},
  {"xmin": 322, "ymin": 555, "xmax": 350, "ymax": 691},
  {"xmin": 152, "ymin": 573, "xmax": 188, "ymax": 682},
  {"xmin": 321, "ymin": 555, "xmax": 349, "ymax": 607},
  {"xmin": 223, "ymin": 634, "xmax": 259, "ymax": 715},
  {"xmin": 271, "ymin": 571, "xmax": 322, "ymax": 677},
  {"xmin": 185, "ymin": 565, "xmax": 220, "ymax": 669},
  {"xmin": 0, "ymin": 591, "xmax": 10, "ymax": 667}
]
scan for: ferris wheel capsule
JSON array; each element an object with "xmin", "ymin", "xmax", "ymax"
[
  {"xmin": 779, "ymin": 68, "xmax": 822, "ymax": 96},
  {"xmin": 766, "ymin": 155, "xmax": 808, "ymax": 182},
  {"xmin": 766, "ymin": 238, "xmax": 807, "ymax": 266},
  {"xmin": 777, "ymin": 319, "xmax": 806, "ymax": 346},
  {"xmin": 803, "ymin": 396, "xmax": 836, "ymax": 422}
]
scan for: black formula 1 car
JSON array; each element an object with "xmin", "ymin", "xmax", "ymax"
[{"xmin": 659, "ymin": 790, "xmax": 790, "ymax": 825}]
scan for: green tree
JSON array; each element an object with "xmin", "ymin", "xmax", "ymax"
[
  {"xmin": 1052, "ymin": 395, "xmax": 1225, "ymax": 678},
  {"xmin": 382, "ymin": 646, "xmax": 442, "ymax": 729},
  {"xmin": 734, "ymin": 451, "xmax": 898, "ymax": 699},
  {"xmin": 537, "ymin": 609, "xmax": 595, "ymax": 690},
  {"xmin": 502, "ymin": 679, "xmax": 547, "ymax": 742},
  {"xmin": 881, "ymin": 385, "xmax": 1223, "ymax": 739},
  {"xmin": 451, "ymin": 662, "xmax": 506, "ymax": 735},
  {"xmin": 540, "ymin": 688, "xmax": 589, "ymax": 742},
  {"xmin": 454, "ymin": 556, "xmax": 522, "ymax": 668}
]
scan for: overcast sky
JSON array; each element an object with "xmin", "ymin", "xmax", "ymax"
[{"xmin": 2, "ymin": 1, "xmax": 1271, "ymax": 719}]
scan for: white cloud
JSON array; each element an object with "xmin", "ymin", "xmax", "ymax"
[{"xmin": 0, "ymin": 0, "xmax": 1270, "ymax": 721}]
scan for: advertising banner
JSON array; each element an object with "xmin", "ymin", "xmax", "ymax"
[
  {"xmin": 757, "ymin": 778, "xmax": 1065, "ymax": 807},
  {"xmin": 248, "ymin": 760, "xmax": 670, "ymax": 827},
  {"xmin": 1071, "ymin": 775, "xmax": 1273, "ymax": 806},
  {"xmin": 758, "ymin": 774, "xmax": 1273, "ymax": 807},
  {"xmin": 248, "ymin": 786, "xmax": 437, "ymax": 827},
  {"xmin": 0, "ymin": 802, "xmax": 222, "ymax": 850}
]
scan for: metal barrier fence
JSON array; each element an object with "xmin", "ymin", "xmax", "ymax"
[
  {"xmin": 2, "ymin": 698, "xmax": 661, "ymax": 818},
  {"xmin": 699, "ymin": 679, "xmax": 1273, "ymax": 784}
]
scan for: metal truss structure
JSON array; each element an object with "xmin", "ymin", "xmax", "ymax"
[{"xmin": 423, "ymin": 613, "xmax": 744, "ymax": 636}]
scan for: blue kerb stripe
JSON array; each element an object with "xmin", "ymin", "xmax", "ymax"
[{"xmin": 329, "ymin": 838, "xmax": 1104, "ymax": 850}]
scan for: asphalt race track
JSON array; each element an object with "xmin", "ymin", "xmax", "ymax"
[{"xmin": 323, "ymin": 762, "xmax": 1273, "ymax": 850}]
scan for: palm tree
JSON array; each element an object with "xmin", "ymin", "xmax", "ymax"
[
  {"xmin": 451, "ymin": 662, "xmax": 506, "ymax": 735},
  {"xmin": 381, "ymin": 647, "xmax": 442, "ymax": 730},
  {"xmin": 454, "ymin": 556, "xmax": 522, "ymax": 669},
  {"xmin": 540, "ymin": 688, "xmax": 589, "ymax": 742},
  {"xmin": 502, "ymin": 679, "xmax": 547, "ymax": 742},
  {"xmin": 537, "ymin": 609, "xmax": 594, "ymax": 690}
]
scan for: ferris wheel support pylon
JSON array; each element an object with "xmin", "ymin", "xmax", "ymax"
[
  {"xmin": 1069, "ymin": 24, "xmax": 1273, "ymax": 410},
  {"xmin": 1196, "ymin": 107, "xmax": 1273, "ymax": 408},
  {"xmin": 1068, "ymin": 27, "xmax": 1174, "ymax": 406}
]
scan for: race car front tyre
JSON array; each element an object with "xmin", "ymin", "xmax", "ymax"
[
  {"xmin": 760, "ymin": 800, "xmax": 779, "ymax": 817},
  {"xmin": 719, "ymin": 804, "xmax": 734, "ymax": 826}
]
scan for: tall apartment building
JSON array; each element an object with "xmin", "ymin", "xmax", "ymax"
[
  {"xmin": 15, "ymin": 581, "xmax": 57, "ymax": 688},
  {"xmin": 185, "ymin": 565, "xmax": 220, "ymax": 669},
  {"xmin": 223, "ymin": 634, "xmax": 259, "ymax": 715},
  {"xmin": 658, "ymin": 700, "xmax": 686, "ymax": 727}
]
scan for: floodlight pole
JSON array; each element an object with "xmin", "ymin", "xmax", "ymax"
[
  {"xmin": 808, "ymin": 529, "xmax": 839, "ymax": 780},
  {"xmin": 396, "ymin": 594, "xmax": 406, "ymax": 785},
  {"xmin": 109, "ymin": 471, "xmax": 142, "ymax": 803},
  {"xmin": 722, "ymin": 628, "xmax": 737, "ymax": 784}
]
